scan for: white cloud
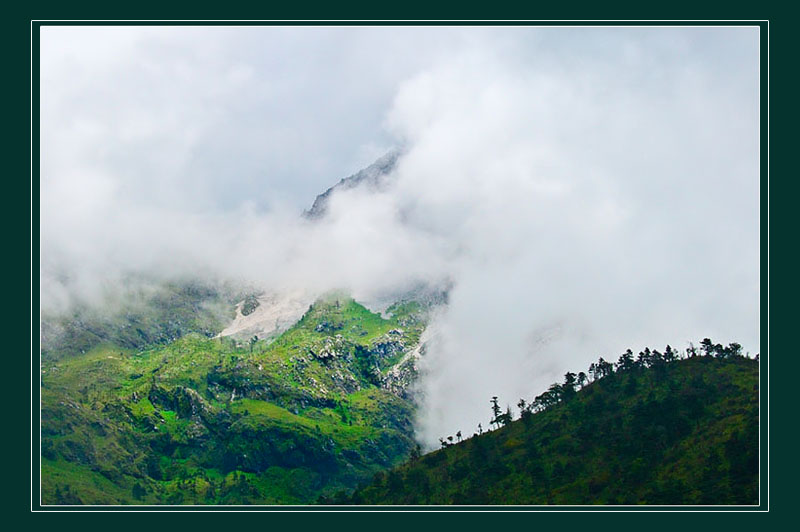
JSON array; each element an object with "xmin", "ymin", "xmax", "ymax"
[{"xmin": 39, "ymin": 26, "xmax": 760, "ymax": 447}]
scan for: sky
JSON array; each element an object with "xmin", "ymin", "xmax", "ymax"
[{"xmin": 40, "ymin": 26, "xmax": 761, "ymax": 446}]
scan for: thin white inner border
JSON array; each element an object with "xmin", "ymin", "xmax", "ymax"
[{"xmin": 31, "ymin": 20, "xmax": 769, "ymax": 513}]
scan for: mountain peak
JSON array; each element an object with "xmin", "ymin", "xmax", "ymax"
[{"xmin": 303, "ymin": 149, "xmax": 401, "ymax": 220}]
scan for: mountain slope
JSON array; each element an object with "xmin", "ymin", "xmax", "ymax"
[
  {"xmin": 40, "ymin": 279, "xmax": 245, "ymax": 361},
  {"xmin": 40, "ymin": 294, "xmax": 430, "ymax": 505},
  {"xmin": 347, "ymin": 354, "xmax": 759, "ymax": 505}
]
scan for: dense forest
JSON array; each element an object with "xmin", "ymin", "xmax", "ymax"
[{"xmin": 343, "ymin": 341, "xmax": 759, "ymax": 505}]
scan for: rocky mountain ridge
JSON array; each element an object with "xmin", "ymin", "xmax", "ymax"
[{"xmin": 303, "ymin": 149, "xmax": 401, "ymax": 220}]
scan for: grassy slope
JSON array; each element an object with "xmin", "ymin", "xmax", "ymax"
[
  {"xmin": 349, "ymin": 355, "xmax": 759, "ymax": 505},
  {"xmin": 40, "ymin": 295, "xmax": 428, "ymax": 505}
]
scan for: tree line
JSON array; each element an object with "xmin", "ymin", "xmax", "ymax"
[{"xmin": 437, "ymin": 338, "xmax": 754, "ymax": 449}]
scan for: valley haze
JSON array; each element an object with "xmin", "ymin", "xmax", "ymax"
[{"xmin": 40, "ymin": 26, "xmax": 760, "ymax": 447}]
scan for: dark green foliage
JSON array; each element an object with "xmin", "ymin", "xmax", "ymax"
[{"xmin": 351, "ymin": 354, "xmax": 759, "ymax": 505}]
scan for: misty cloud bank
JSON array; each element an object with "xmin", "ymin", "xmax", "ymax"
[{"xmin": 40, "ymin": 26, "xmax": 760, "ymax": 446}]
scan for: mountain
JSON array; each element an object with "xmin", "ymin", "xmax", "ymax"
[
  {"xmin": 40, "ymin": 294, "xmax": 432, "ymax": 504},
  {"xmin": 39, "ymin": 153, "xmax": 444, "ymax": 505},
  {"xmin": 303, "ymin": 149, "xmax": 401, "ymax": 220},
  {"xmin": 346, "ymin": 353, "xmax": 759, "ymax": 505}
]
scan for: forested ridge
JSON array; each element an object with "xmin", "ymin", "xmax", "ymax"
[{"xmin": 345, "ymin": 341, "xmax": 759, "ymax": 505}]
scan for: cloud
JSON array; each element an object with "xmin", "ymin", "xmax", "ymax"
[
  {"xmin": 39, "ymin": 26, "xmax": 760, "ymax": 447},
  {"xmin": 383, "ymin": 27, "xmax": 760, "ymax": 444}
]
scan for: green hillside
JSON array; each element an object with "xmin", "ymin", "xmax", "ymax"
[
  {"xmin": 347, "ymin": 349, "xmax": 759, "ymax": 506},
  {"xmin": 40, "ymin": 279, "xmax": 244, "ymax": 361},
  {"xmin": 40, "ymin": 294, "xmax": 428, "ymax": 505}
]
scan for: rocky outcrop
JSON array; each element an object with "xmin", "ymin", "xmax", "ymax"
[
  {"xmin": 310, "ymin": 335, "xmax": 347, "ymax": 361},
  {"xmin": 148, "ymin": 385, "xmax": 231, "ymax": 432},
  {"xmin": 241, "ymin": 295, "xmax": 260, "ymax": 316},
  {"xmin": 370, "ymin": 337, "xmax": 406, "ymax": 361},
  {"xmin": 382, "ymin": 342, "xmax": 426, "ymax": 400}
]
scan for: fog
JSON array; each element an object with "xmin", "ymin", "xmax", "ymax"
[{"xmin": 40, "ymin": 26, "xmax": 760, "ymax": 446}]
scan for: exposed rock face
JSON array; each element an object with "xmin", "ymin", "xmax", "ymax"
[
  {"xmin": 217, "ymin": 291, "xmax": 314, "ymax": 342},
  {"xmin": 240, "ymin": 295, "xmax": 260, "ymax": 316},
  {"xmin": 303, "ymin": 149, "xmax": 401, "ymax": 220},
  {"xmin": 382, "ymin": 342, "xmax": 426, "ymax": 400}
]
